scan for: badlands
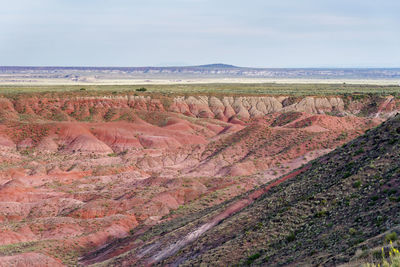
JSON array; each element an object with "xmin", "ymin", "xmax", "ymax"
[{"xmin": 0, "ymin": 89, "xmax": 398, "ymax": 266}]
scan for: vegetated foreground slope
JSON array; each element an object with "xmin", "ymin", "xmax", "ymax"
[
  {"xmin": 98, "ymin": 113, "xmax": 400, "ymax": 267},
  {"xmin": 0, "ymin": 92, "xmax": 397, "ymax": 266}
]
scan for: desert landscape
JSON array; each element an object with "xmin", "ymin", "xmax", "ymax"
[
  {"xmin": 0, "ymin": 83, "xmax": 399, "ymax": 266},
  {"xmin": 2, "ymin": 0, "xmax": 400, "ymax": 266}
]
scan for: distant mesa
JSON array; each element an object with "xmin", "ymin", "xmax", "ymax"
[{"xmin": 195, "ymin": 63, "xmax": 239, "ymax": 68}]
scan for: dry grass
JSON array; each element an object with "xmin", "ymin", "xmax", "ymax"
[{"xmin": 1, "ymin": 83, "xmax": 400, "ymax": 97}]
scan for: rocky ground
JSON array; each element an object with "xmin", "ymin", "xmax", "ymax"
[{"xmin": 0, "ymin": 92, "xmax": 397, "ymax": 266}]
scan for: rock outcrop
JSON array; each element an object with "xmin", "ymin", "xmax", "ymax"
[{"xmin": 1, "ymin": 95, "xmax": 397, "ymax": 127}]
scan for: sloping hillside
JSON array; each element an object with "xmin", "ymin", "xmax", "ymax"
[{"xmin": 92, "ymin": 113, "xmax": 400, "ymax": 266}]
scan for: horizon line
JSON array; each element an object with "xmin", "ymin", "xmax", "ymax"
[{"xmin": 1, "ymin": 65, "xmax": 400, "ymax": 69}]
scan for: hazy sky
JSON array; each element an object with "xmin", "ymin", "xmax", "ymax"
[{"xmin": 0, "ymin": 0, "xmax": 399, "ymax": 67}]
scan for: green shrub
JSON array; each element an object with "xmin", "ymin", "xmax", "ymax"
[
  {"xmin": 315, "ymin": 210, "xmax": 328, "ymax": 217},
  {"xmin": 353, "ymin": 180, "xmax": 362, "ymax": 188},
  {"xmin": 336, "ymin": 132, "xmax": 348, "ymax": 141},
  {"xmin": 286, "ymin": 232, "xmax": 296, "ymax": 242},
  {"xmin": 388, "ymin": 189, "xmax": 397, "ymax": 195},
  {"xmin": 246, "ymin": 253, "xmax": 261, "ymax": 265},
  {"xmin": 349, "ymin": 228, "xmax": 357, "ymax": 235},
  {"xmin": 371, "ymin": 195, "xmax": 379, "ymax": 201},
  {"xmin": 343, "ymin": 171, "xmax": 352, "ymax": 178},
  {"xmin": 355, "ymin": 148, "xmax": 365, "ymax": 155},
  {"xmin": 385, "ymin": 232, "xmax": 398, "ymax": 243},
  {"xmin": 389, "ymin": 139, "xmax": 397, "ymax": 145}
]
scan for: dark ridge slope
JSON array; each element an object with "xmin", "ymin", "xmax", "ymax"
[
  {"xmin": 195, "ymin": 63, "xmax": 239, "ymax": 68},
  {"xmin": 155, "ymin": 114, "xmax": 400, "ymax": 266}
]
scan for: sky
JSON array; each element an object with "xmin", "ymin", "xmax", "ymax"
[{"xmin": 0, "ymin": 0, "xmax": 399, "ymax": 67}]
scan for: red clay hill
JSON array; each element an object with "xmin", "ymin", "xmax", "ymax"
[{"xmin": 0, "ymin": 92, "xmax": 398, "ymax": 266}]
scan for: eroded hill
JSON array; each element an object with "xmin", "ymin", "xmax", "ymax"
[{"xmin": 0, "ymin": 92, "xmax": 398, "ymax": 266}]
